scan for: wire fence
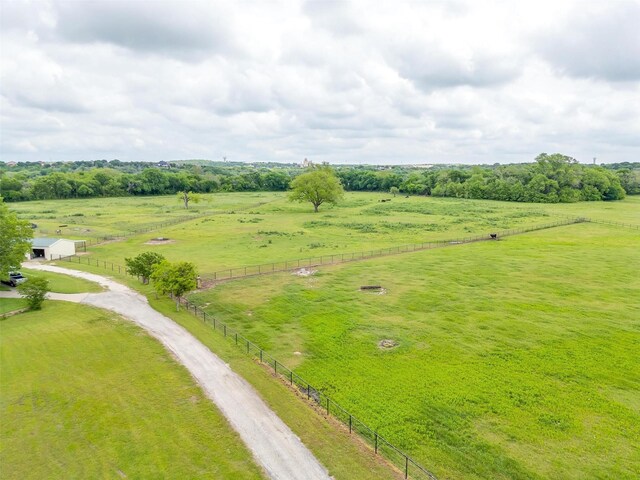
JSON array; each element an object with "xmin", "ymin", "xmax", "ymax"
[
  {"xmin": 172, "ymin": 293, "xmax": 439, "ymax": 480},
  {"xmin": 52, "ymin": 216, "xmax": 594, "ymax": 480},
  {"xmin": 44, "ymin": 199, "xmax": 278, "ymax": 247},
  {"xmin": 203, "ymin": 217, "xmax": 589, "ymax": 283},
  {"xmin": 55, "ymin": 252, "xmax": 437, "ymax": 478},
  {"xmin": 586, "ymin": 218, "xmax": 640, "ymax": 230}
]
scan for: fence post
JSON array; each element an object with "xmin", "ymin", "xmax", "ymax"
[
  {"xmin": 307, "ymin": 384, "xmax": 310, "ymax": 399},
  {"xmin": 224, "ymin": 325, "xmax": 226, "ymax": 337},
  {"xmin": 260, "ymin": 349, "xmax": 263, "ymax": 362},
  {"xmin": 290, "ymin": 370, "xmax": 293, "ymax": 384},
  {"xmin": 246, "ymin": 340, "xmax": 250, "ymax": 354},
  {"xmin": 349, "ymin": 414, "xmax": 352, "ymax": 433},
  {"xmin": 274, "ymin": 360, "xmax": 277, "ymax": 374},
  {"xmin": 375, "ymin": 432, "xmax": 378, "ymax": 453},
  {"xmin": 326, "ymin": 397, "xmax": 330, "ymax": 415},
  {"xmin": 235, "ymin": 333, "xmax": 238, "ymax": 345},
  {"xmin": 405, "ymin": 456, "xmax": 409, "ymax": 479}
]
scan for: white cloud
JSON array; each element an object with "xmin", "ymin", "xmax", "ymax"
[{"xmin": 0, "ymin": 0, "xmax": 638, "ymax": 164}]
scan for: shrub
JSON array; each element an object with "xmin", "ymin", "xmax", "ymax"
[{"xmin": 18, "ymin": 277, "xmax": 49, "ymax": 310}]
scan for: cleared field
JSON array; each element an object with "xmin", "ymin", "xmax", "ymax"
[
  {"xmin": 12, "ymin": 193, "xmax": 638, "ymax": 275},
  {"xmin": 0, "ymin": 301, "xmax": 265, "ymax": 479},
  {"xmin": 10, "ymin": 192, "xmax": 280, "ymax": 240},
  {"xmin": 9, "ymin": 193, "xmax": 640, "ymax": 478},
  {"xmin": 188, "ymin": 222, "xmax": 640, "ymax": 479}
]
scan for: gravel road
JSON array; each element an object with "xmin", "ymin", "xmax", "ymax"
[{"xmin": 17, "ymin": 263, "xmax": 332, "ymax": 480}]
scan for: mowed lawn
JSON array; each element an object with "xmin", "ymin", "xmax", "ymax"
[
  {"xmin": 0, "ymin": 299, "xmax": 27, "ymax": 315},
  {"xmin": 20, "ymin": 269, "xmax": 103, "ymax": 294},
  {"xmin": 0, "ymin": 301, "xmax": 265, "ymax": 479},
  {"xmin": 189, "ymin": 222, "xmax": 640, "ymax": 479},
  {"xmin": 26, "ymin": 193, "xmax": 638, "ymax": 275}
]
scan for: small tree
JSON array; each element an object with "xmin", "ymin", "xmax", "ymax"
[
  {"xmin": 177, "ymin": 191, "xmax": 202, "ymax": 209},
  {"xmin": 18, "ymin": 277, "xmax": 49, "ymax": 310},
  {"xmin": 125, "ymin": 252, "xmax": 165, "ymax": 284},
  {"xmin": 390, "ymin": 186, "xmax": 399, "ymax": 197},
  {"xmin": 288, "ymin": 166, "xmax": 344, "ymax": 212},
  {"xmin": 150, "ymin": 260, "xmax": 198, "ymax": 309}
]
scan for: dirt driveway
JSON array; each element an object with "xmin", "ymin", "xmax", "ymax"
[{"xmin": 20, "ymin": 263, "xmax": 331, "ymax": 480}]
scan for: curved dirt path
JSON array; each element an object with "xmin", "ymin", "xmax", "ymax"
[{"xmin": 19, "ymin": 263, "xmax": 332, "ymax": 480}]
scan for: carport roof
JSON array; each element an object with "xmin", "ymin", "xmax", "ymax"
[{"xmin": 31, "ymin": 238, "xmax": 60, "ymax": 248}]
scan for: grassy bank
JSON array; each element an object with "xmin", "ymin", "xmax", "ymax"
[{"xmin": 0, "ymin": 301, "xmax": 265, "ymax": 479}]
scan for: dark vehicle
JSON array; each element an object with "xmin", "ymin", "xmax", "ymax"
[{"xmin": 2, "ymin": 272, "xmax": 27, "ymax": 287}]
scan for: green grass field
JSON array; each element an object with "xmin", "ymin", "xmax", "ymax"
[
  {"xmin": 187, "ymin": 222, "xmax": 640, "ymax": 479},
  {"xmin": 7, "ymin": 192, "xmax": 640, "ymax": 479},
  {"xmin": 0, "ymin": 301, "xmax": 265, "ymax": 479},
  {"xmin": 10, "ymin": 193, "xmax": 638, "ymax": 275},
  {"xmin": 0, "ymin": 299, "xmax": 27, "ymax": 315},
  {"xmin": 19, "ymin": 269, "xmax": 103, "ymax": 294},
  {"xmin": 11, "ymin": 192, "xmax": 280, "ymax": 241}
]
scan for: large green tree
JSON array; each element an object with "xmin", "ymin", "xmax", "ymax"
[
  {"xmin": 177, "ymin": 191, "xmax": 202, "ymax": 209},
  {"xmin": 150, "ymin": 260, "xmax": 198, "ymax": 308},
  {"xmin": 288, "ymin": 165, "xmax": 344, "ymax": 212},
  {"xmin": 0, "ymin": 199, "xmax": 33, "ymax": 277},
  {"xmin": 125, "ymin": 251, "xmax": 165, "ymax": 284}
]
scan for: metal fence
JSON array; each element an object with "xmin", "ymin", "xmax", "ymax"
[
  {"xmin": 203, "ymin": 217, "xmax": 589, "ymax": 283},
  {"xmin": 586, "ymin": 218, "xmax": 640, "ymax": 230},
  {"xmin": 48, "ymin": 199, "xmax": 278, "ymax": 247},
  {"xmin": 173, "ymin": 293, "xmax": 439, "ymax": 480},
  {"xmin": 54, "ymin": 216, "xmax": 594, "ymax": 480}
]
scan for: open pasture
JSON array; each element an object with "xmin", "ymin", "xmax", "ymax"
[
  {"xmin": 8, "ymin": 193, "xmax": 640, "ymax": 478},
  {"xmin": 10, "ymin": 192, "xmax": 280, "ymax": 241},
  {"xmin": 0, "ymin": 301, "xmax": 265, "ymax": 479},
  {"xmin": 12, "ymin": 192, "xmax": 638, "ymax": 275},
  {"xmin": 188, "ymin": 222, "xmax": 640, "ymax": 480}
]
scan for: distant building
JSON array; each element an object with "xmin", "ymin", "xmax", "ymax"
[
  {"xmin": 156, "ymin": 161, "xmax": 171, "ymax": 169},
  {"xmin": 6, "ymin": 161, "xmax": 16, "ymax": 167},
  {"xmin": 302, "ymin": 158, "xmax": 313, "ymax": 168},
  {"xmin": 28, "ymin": 238, "xmax": 84, "ymax": 260}
]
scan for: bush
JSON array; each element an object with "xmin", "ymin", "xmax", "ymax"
[{"xmin": 18, "ymin": 277, "xmax": 49, "ymax": 310}]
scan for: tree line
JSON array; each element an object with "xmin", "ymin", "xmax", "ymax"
[{"xmin": 1, "ymin": 154, "xmax": 638, "ymax": 203}]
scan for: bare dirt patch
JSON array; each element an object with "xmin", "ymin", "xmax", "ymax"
[
  {"xmin": 378, "ymin": 339, "xmax": 398, "ymax": 349},
  {"xmin": 145, "ymin": 237, "xmax": 175, "ymax": 245},
  {"xmin": 293, "ymin": 268, "xmax": 317, "ymax": 277}
]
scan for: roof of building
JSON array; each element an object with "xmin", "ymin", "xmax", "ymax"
[{"xmin": 31, "ymin": 238, "xmax": 62, "ymax": 248}]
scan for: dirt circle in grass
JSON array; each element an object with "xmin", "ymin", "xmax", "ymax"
[
  {"xmin": 145, "ymin": 237, "xmax": 175, "ymax": 245},
  {"xmin": 378, "ymin": 339, "xmax": 398, "ymax": 349},
  {"xmin": 293, "ymin": 268, "xmax": 317, "ymax": 277}
]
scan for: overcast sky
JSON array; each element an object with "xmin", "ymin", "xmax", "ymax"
[{"xmin": 1, "ymin": 0, "xmax": 639, "ymax": 165}]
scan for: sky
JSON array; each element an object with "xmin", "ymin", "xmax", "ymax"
[{"xmin": 1, "ymin": 0, "xmax": 639, "ymax": 165}]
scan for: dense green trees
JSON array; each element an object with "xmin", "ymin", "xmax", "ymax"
[{"xmin": 0, "ymin": 155, "xmax": 637, "ymax": 204}]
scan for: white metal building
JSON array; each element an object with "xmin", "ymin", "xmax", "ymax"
[{"xmin": 29, "ymin": 238, "xmax": 81, "ymax": 260}]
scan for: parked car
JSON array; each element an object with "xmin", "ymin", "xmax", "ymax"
[{"xmin": 2, "ymin": 272, "xmax": 27, "ymax": 287}]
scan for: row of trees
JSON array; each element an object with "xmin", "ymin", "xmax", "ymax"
[
  {"xmin": 0, "ymin": 168, "xmax": 292, "ymax": 201},
  {"xmin": 2, "ymin": 154, "xmax": 638, "ymax": 203},
  {"xmin": 337, "ymin": 154, "xmax": 635, "ymax": 202},
  {"xmin": 125, "ymin": 252, "xmax": 197, "ymax": 309}
]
